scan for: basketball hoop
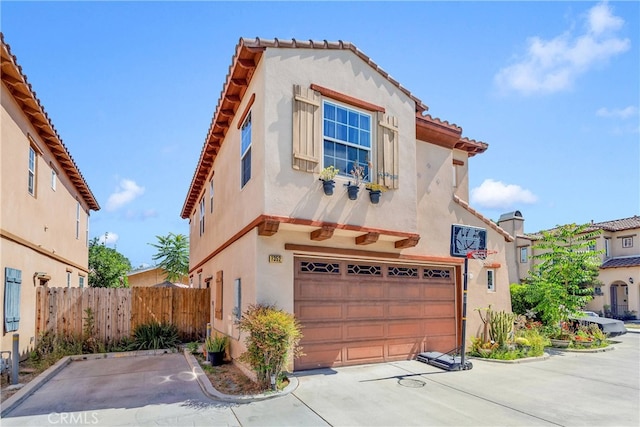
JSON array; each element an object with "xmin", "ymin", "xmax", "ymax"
[{"xmin": 467, "ymin": 249, "xmax": 497, "ymax": 266}]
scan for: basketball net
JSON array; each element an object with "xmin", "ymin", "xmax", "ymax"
[{"xmin": 467, "ymin": 249, "xmax": 498, "ymax": 267}]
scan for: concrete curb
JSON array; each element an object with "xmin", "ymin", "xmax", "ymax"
[
  {"xmin": 469, "ymin": 352, "xmax": 550, "ymax": 364},
  {"xmin": 183, "ymin": 350, "xmax": 298, "ymax": 403},
  {"xmin": 545, "ymin": 345, "xmax": 616, "ymax": 353},
  {"xmin": 1, "ymin": 355, "xmax": 71, "ymax": 417}
]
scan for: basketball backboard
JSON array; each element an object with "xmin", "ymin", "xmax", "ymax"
[{"xmin": 450, "ymin": 225, "xmax": 487, "ymax": 257}]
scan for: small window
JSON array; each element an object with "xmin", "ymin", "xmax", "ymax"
[
  {"xmin": 199, "ymin": 198, "xmax": 205, "ymax": 236},
  {"xmin": 487, "ymin": 270, "xmax": 496, "ymax": 292},
  {"xmin": 209, "ymin": 179, "xmax": 214, "ymax": 214},
  {"xmin": 520, "ymin": 247, "xmax": 528, "ymax": 263},
  {"xmin": 79, "ymin": 275, "xmax": 85, "ymax": 289},
  {"xmin": 233, "ymin": 278, "xmax": 242, "ymax": 321},
  {"xmin": 51, "ymin": 169, "xmax": 57, "ymax": 190},
  {"xmin": 76, "ymin": 202, "xmax": 81, "ymax": 239},
  {"xmin": 66, "ymin": 271, "xmax": 72, "ymax": 288},
  {"xmin": 323, "ymin": 101, "xmax": 371, "ymax": 179},
  {"xmin": 605, "ymin": 238, "xmax": 610, "ymax": 257},
  {"xmin": 622, "ymin": 237, "xmax": 633, "ymax": 248},
  {"xmin": 241, "ymin": 112, "xmax": 252, "ymax": 188},
  {"xmin": 28, "ymin": 146, "xmax": 36, "ymax": 195},
  {"xmin": 587, "ymin": 243, "xmax": 596, "ymax": 252}
]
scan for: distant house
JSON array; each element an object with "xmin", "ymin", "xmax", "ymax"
[
  {"xmin": 1, "ymin": 34, "xmax": 100, "ymax": 356},
  {"xmin": 181, "ymin": 38, "xmax": 514, "ymax": 370},
  {"xmin": 127, "ymin": 266, "xmax": 189, "ymax": 288},
  {"xmin": 499, "ymin": 212, "xmax": 639, "ymax": 319}
]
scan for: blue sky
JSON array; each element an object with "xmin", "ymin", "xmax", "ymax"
[{"xmin": 3, "ymin": 1, "xmax": 638, "ymax": 268}]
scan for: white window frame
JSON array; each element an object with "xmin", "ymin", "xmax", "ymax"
[
  {"xmin": 233, "ymin": 278, "xmax": 242, "ymax": 321},
  {"xmin": 51, "ymin": 169, "xmax": 57, "ymax": 191},
  {"xmin": 66, "ymin": 271, "xmax": 72, "ymax": 288},
  {"xmin": 79, "ymin": 275, "xmax": 85, "ymax": 289},
  {"xmin": 622, "ymin": 237, "xmax": 633, "ymax": 248},
  {"xmin": 520, "ymin": 247, "xmax": 528, "ymax": 263},
  {"xmin": 28, "ymin": 146, "xmax": 36, "ymax": 196},
  {"xmin": 605, "ymin": 238, "xmax": 610, "ymax": 257},
  {"xmin": 76, "ymin": 202, "xmax": 80, "ymax": 239},
  {"xmin": 241, "ymin": 112, "xmax": 252, "ymax": 188},
  {"xmin": 322, "ymin": 100, "xmax": 372, "ymax": 180},
  {"xmin": 209, "ymin": 178, "xmax": 214, "ymax": 214},
  {"xmin": 199, "ymin": 198, "xmax": 205, "ymax": 236},
  {"xmin": 487, "ymin": 269, "xmax": 496, "ymax": 292}
]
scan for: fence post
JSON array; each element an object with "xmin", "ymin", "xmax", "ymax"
[{"xmin": 206, "ymin": 323, "xmax": 211, "ymax": 339}]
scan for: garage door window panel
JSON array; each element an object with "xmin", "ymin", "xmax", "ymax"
[
  {"xmin": 388, "ymin": 267, "xmax": 418, "ymax": 277},
  {"xmin": 300, "ymin": 261, "xmax": 340, "ymax": 274},
  {"xmin": 347, "ymin": 264, "xmax": 382, "ymax": 276}
]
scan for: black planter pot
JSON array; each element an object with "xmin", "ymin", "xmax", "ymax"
[
  {"xmin": 208, "ymin": 351, "xmax": 225, "ymax": 366},
  {"xmin": 321, "ymin": 179, "xmax": 335, "ymax": 196},
  {"xmin": 368, "ymin": 189, "xmax": 381, "ymax": 204},
  {"xmin": 347, "ymin": 185, "xmax": 360, "ymax": 200}
]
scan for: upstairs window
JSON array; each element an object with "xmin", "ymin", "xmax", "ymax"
[
  {"xmin": 323, "ymin": 101, "xmax": 371, "ymax": 179},
  {"xmin": 209, "ymin": 179, "xmax": 214, "ymax": 214},
  {"xmin": 241, "ymin": 112, "xmax": 252, "ymax": 188},
  {"xmin": 51, "ymin": 169, "xmax": 57, "ymax": 190},
  {"xmin": 520, "ymin": 247, "xmax": 528, "ymax": 263},
  {"xmin": 28, "ymin": 146, "xmax": 36, "ymax": 195},
  {"xmin": 199, "ymin": 198, "xmax": 205, "ymax": 236},
  {"xmin": 622, "ymin": 236, "xmax": 633, "ymax": 248},
  {"xmin": 76, "ymin": 202, "xmax": 81, "ymax": 239},
  {"xmin": 605, "ymin": 238, "xmax": 610, "ymax": 257}
]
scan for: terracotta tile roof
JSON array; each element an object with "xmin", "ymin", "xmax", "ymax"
[
  {"xmin": 601, "ymin": 256, "xmax": 640, "ymax": 269},
  {"xmin": 181, "ymin": 37, "xmax": 489, "ymax": 218},
  {"xmin": 453, "ymin": 195, "xmax": 514, "ymax": 242},
  {"xmin": 524, "ymin": 215, "xmax": 640, "ymax": 239},
  {"xmin": 590, "ymin": 215, "xmax": 640, "ymax": 232},
  {"xmin": 1, "ymin": 33, "xmax": 99, "ymax": 211}
]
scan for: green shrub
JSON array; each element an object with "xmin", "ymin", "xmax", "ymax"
[
  {"xmin": 31, "ymin": 331, "xmax": 83, "ymax": 368},
  {"xmin": 129, "ymin": 321, "xmax": 180, "ymax": 350},
  {"xmin": 238, "ymin": 304, "xmax": 303, "ymax": 388}
]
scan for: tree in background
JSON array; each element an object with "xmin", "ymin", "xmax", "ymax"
[
  {"xmin": 88, "ymin": 236, "xmax": 132, "ymax": 288},
  {"xmin": 523, "ymin": 223, "xmax": 602, "ymax": 325},
  {"xmin": 149, "ymin": 233, "xmax": 189, "ymax": 283}
]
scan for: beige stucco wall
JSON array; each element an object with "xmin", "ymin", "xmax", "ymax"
[
  {"xmin": 1, "ymin": 83, "xmax": 91, "ymax": 356},
  {"xmin": 127, "ymin": 267, "xmax": 189, "ymax": 287},
  {"xmin": 262, "ymin": 48, "xmax": 418, "ymax": 233}
]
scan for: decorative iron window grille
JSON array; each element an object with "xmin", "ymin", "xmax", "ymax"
[
  {"xmin": 424, "ymin": 269, "xmax": 451, "ymax": 279},
  {"xmin": 347, "ymin": 264, "xmax": 382, "ymax": 276},
  {"xmin": 388, "ymin": 267, "xmax": 418, "ymax": 277},
  {"xmin": 300, "ymin": 262, "xmax": 340, "ymax": 274}
]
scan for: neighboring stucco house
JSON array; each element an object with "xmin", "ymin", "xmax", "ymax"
[
  {"xmin": 1, "ymin": 34, "xmax": 100, "ymax": 356},
  {"xmin": 182, "ymin": 38, "xmax": 514, "ymax": 371},
  {"xmin": 127, "ymin": 265, "xmax": 189, "ymax": 288},
  {"xmin": 499, "ymin": 212, "xmax": 639, "ymax": 319}
]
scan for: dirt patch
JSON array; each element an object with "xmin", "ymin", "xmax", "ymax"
[
  {"xmin": 0, "ymin": 360, "xmax": 43, "ymax": 403},
  {"xmin": 195, "ymin": 354, "xmax": 288, "ymax": 395}
]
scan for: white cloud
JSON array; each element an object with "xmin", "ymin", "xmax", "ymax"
[
  {"xmin": 596, "ymin": 106, "xmax": 638, "ymax": 119},
  {"xmin": 495, "ymin": 2, "xmax": 630, "ymax": 95},
  {"xmin": 471, "ymin": 179, "xmax": 538, "ymax": 209},
  {"xmin": 106, "ymin": 179, "xmax": 145, "ymax": 211},
  {"xmin": 97, "ymin": 232, "xmax": 119, "ymax": 245}
]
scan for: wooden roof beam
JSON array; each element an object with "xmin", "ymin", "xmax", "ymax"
[
  {"xmin": 355, "ymin": 232, "xmax": 380, "ymax": 245},
  {"xmin": 310, "ymin": 226, "xmax": 335, "ymax": 241}
]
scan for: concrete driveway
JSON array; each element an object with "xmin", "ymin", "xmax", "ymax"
[{"xmin": 2, "ymin": 333, "xmax": 638, "ymax": 426}]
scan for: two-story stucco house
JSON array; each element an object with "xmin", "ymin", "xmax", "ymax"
[
  {"xmin": 182, "ymin": 38, "xmax": 514, "ymax": 371},
  {"xmin": 1, "ymin": 34, "xmax": 100, "ymax": 356},
  {"xmin": 499, "ymin": 212, "xmax": 639, "ymax": 319}
]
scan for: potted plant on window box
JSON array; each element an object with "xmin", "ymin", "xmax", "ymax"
[
  {"xmin": 346, "ymin": 162, "xmax": 365, "ymax": 200},
  {"xmin": 205, "ymin": 332, "xmax": 229, "ymax": 366},
  {"xmin": 365, "ymin": 183, "xmax": 387, "ymax": 204},
  {"xmin": 318, "ymin": 166, "xmax": 339, "ymax": 196}
]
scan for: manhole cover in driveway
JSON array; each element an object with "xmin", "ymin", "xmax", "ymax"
[{"xmin": 398, "ymin": 378, "xmax": 426, "ymax": 388}]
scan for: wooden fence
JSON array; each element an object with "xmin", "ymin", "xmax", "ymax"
[{"xmin": 36, "ymin": 287, "xmax": 210, "ymax": 343}]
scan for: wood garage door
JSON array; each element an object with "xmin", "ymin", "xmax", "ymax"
[{"xmin": 294, "ymin": 257, "xmax": 457, "ymax": 370}]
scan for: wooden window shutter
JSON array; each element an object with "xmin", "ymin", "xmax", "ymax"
[
  {"xmin": 376, "ymin": 112, "xmax": 399, "ymax": 189},
  {"xmin": 214, "ymin": 270, "xmax": 223, "ymax": 320},
  {"xmin": 292, "ymin": 84, "xmax": 322, "ymax": 173},
  {"xmin": 4, "ymin": 267, "xmax": 22, "ymax": 332}
]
